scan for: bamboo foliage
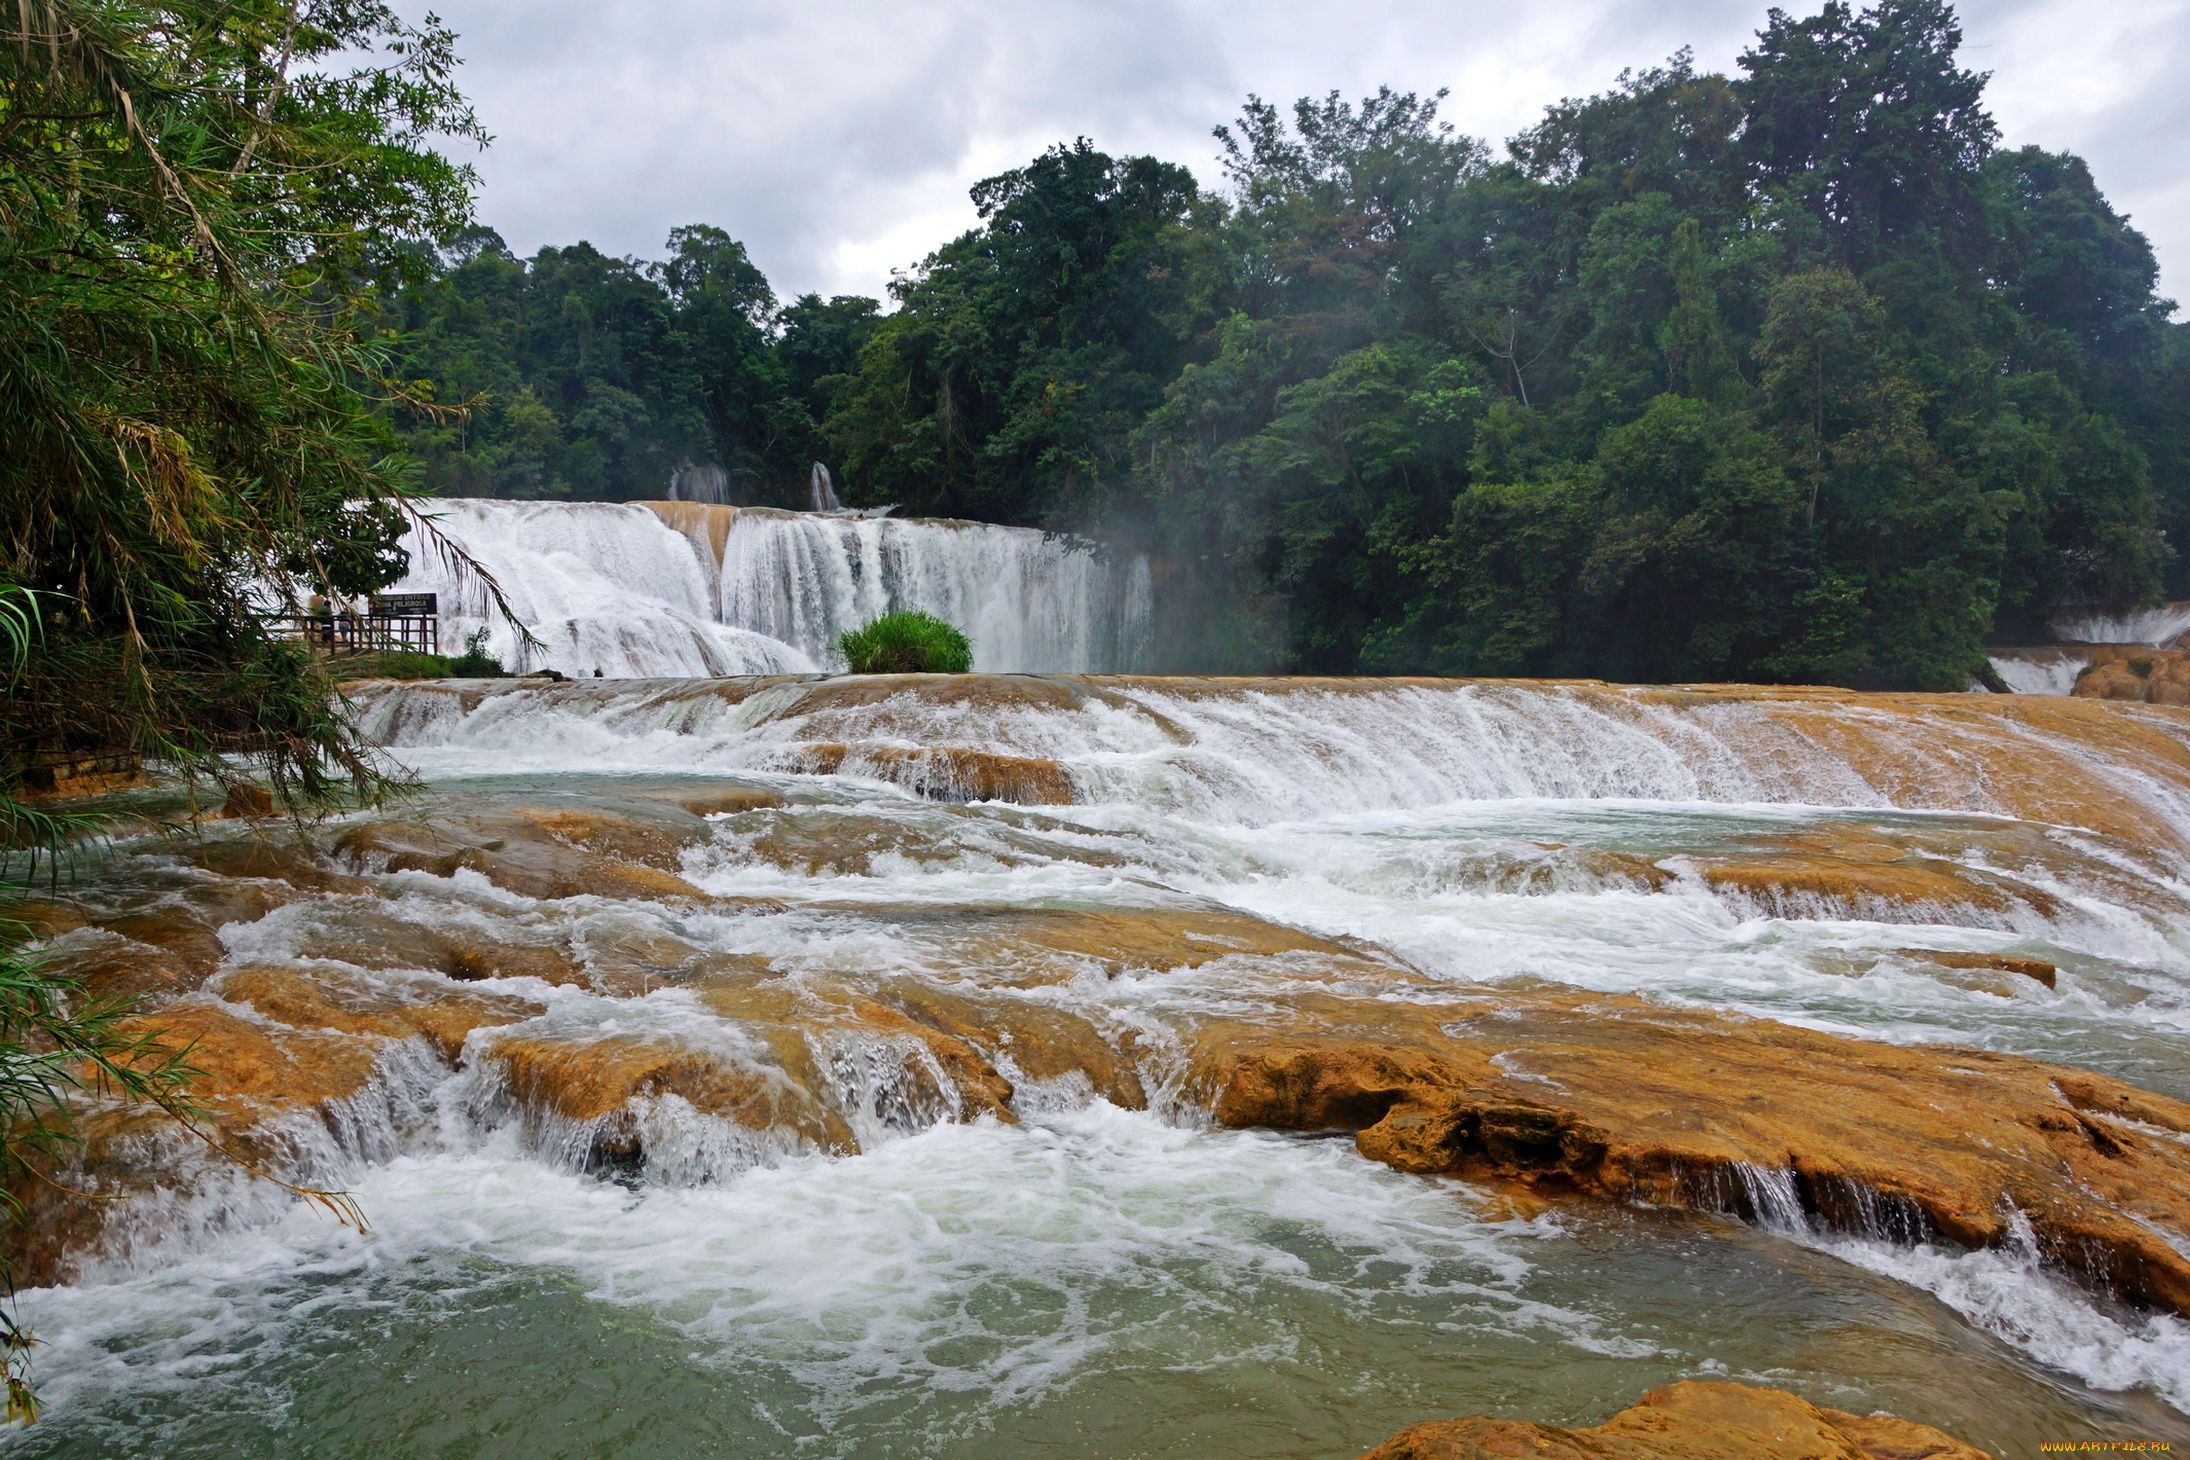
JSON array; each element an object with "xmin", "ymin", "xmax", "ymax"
[{"xmin": 0, "ymin": 0, "xmax": 486, "ymax": 806}]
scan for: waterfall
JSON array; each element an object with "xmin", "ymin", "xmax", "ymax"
[
  {"xmin": 390, "ymin": 500, "xmax": 810, "ymax": 678},
  {"xmin": 705, "ymin": 506, "xmax": 1150, "ymax": 671},
  {"xmin": 667, "ymin": 461, "xmax": 733, "ymax": 505},
  {"xmin": 351, "ymin": 673, "xmax": 2190, "ymax": 847},
  {"xmin": 808, "ymin": 462, "xmax": 843, "ymax": 513},
  {"xmin": 2052, "ymin": 602, "xmax": 2190, "ymax": 647},
  {"xmin": 1980, "ymin": 602, "xmax": 2190, "ymax": 695},
  {"xmin": 384, "ymin": 499, "xmax": 1152, "ymax": 678},
  {"xmin": 1986, "ymin": 646, "xmax": 2094, "ymax": 695}
]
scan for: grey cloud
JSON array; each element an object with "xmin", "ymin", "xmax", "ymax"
[{"xmin": 418, "ymin": 0, "xmax": 2189, "ymax": 305}]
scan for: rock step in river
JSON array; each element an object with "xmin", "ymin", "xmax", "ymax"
[{"xmin": 13, "ymin": 673, "xmax": 2190, "ymax": 1457}]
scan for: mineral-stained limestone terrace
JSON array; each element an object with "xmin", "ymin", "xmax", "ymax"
[
  {"xmin": 1353, "ymin": 1381, "xmax": 1988, "ymax": 1459},
  {"xmin": 17, "ymin": 672, "xmax": 2190, "ymax": 1450}
]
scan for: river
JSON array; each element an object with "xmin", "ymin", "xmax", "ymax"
[{"xmin": 7, "ymin": 671, "xmax": 2190, "ymax": 1458}]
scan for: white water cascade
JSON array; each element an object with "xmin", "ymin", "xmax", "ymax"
[
  {"xmin": 1986, "ymin": 645, "xmax": 2096, "ymax": 695},
  {"xmin": 385, "ymin": 499, "xmax": 1153, "ymax": 678},
  {"xmin": 2053, "ymin": 601, "xmax": 2190, "ymax": 647},
  {"xmin": 21, "ymin": 673, "xmax": 2190, "ymax": 1452},
  {"xmin": 1981, "ymin": 601, "xmax": 2190, "ymax": 696}
]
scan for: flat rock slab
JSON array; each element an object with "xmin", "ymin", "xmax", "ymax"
[
  {"xmin": 1198, "ymin": 985, "xmax": 2190, "ymax": 1317},
  {"xmin": 1356, "ymin": 1380, "xmax": 1987, "ymax": 1459}
]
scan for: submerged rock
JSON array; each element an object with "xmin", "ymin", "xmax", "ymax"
[
  {"xmin": 1690, "ymin": 849, "xmax": 2067, "ymax": 922},
  {"xmin": 1355, "ymin": 1380, "xmax": 1987, "ymax": 1459},
  {"xmin": 1893, "ymin": 947, "xmax": 2058, "ymax": 989},
  {"xmin": 781, "ymin": 742, "xmax": 1077, "ymax": 804}
]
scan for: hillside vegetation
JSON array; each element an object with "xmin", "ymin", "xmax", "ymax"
[{"xmin": 387, "ymin": 0, "xmax": 2187, "ymax": 690}]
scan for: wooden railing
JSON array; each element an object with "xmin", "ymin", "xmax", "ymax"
[{"xmin": 274, "ymin": 594, "xmax": 440, "ymax": 658}]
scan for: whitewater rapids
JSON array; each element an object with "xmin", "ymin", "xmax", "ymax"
[{"xmin": 13, "ymin": 674, "xmax": 2190, "ymax": 1457}]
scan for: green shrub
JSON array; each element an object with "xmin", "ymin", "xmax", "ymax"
[
  {"xmin": 355, "ymin": 651, "xmax": 454, "ymax": 680},
  {"xmin": 448, "ymin": 628, "xmax": 507, "ymax": 678},
  {"xmin": 837, "ymin": 610, "xmax": 973, "ymax": 674}
]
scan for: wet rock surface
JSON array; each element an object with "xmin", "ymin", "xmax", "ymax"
[
  {"xmin": 2075, "ymin": 648, "xmax": 2190, "ymax": 705},
  {"xmin": 1355, "ymin": 1380, "xmax": 1988, "ymax": 1460},
  {"xmin": 17, "ymin": 783, "xmax": 2190, "ymax": 1331},
  {"xmin": 1199, "ymin": 984, "xmax": 2190, "ymax": 1317},
  {"xmin": 17, "ymin": 676, "xmax": 2190, "ymax": 1438}
]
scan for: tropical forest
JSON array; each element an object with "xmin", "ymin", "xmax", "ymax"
[{"xmin": 382, "ymin": 3, "xmax": 2186, "ymax": 690}]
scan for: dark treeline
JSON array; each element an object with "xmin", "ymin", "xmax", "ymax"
[
  {"xmin": 385, "ymin": 0, "xmax": 2190, "ymax": 689},
  {"xmin": 384, "ymin": 224, "xmax": 879, "ymax": 503}
]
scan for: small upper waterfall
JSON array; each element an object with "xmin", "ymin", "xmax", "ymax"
[
  {"xmin": 2052, "ymin": 602, "xmax": 2190, "ymax": 647},
  {"xmin": 808, "ymin": 463, "xmax": 844, "ymax": 513},
  {"xmin": 666, "ymin": 461, "xmax": 733, "ymax": 504},
  {"xmin": 388, "ymin": 499, "xmax": 1152, "ymax": 678},
  {"xmin": 1981, "ymin": 601, "xmax": 2190, "ymax": 695}
]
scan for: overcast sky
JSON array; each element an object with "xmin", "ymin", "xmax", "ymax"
[{"xmin": 415, "ymin": 0, "xmax": 2189, "ymax": 309}]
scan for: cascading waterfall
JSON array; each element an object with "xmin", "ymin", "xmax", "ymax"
[
  {"xmin": 1982, "ymin": 601, "xmax": 2190, "ymax": 695},
  {"xmin": 351, "ymin": 673, "xmax": 2190, "ymax": 841},
  {"xmin": 704, "ymin": 507, "xmax": 1151, "ymax": 672},
  {"xmin": 1986, "ymin": 646, "xmax": 2095, "ymax": 695},
  {"xmin": 388, "ymin": 499, "xmax": 811, "ymax": 678},
  {"xmin": 23, "ymin": 671, "xmax": 2190, "ymax": 1450},
  {"xmin": 666, "ymin": 461, "xmax": 733, "ymax": 504},
  {"xmin": 384, "ymin": 499, "xmax": 1152, "ymax": 677},
  {"xmin": 2054, "ymin": 601, "xmax": 2190, "ymax": 647}
]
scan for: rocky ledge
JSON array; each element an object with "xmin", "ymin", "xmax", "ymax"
[
  {"xmin": 1355, "ymin": 1381, "xmax": 1987, "ymax": 1459},
  {"xmin": 1204, "ymin": 983, "xmax": 2190, "ymax": 1317},
  {"xmin": 8, "ymin": 784, "xmax": 2190, "ymax": 1333}
]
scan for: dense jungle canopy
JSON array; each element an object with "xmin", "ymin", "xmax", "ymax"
[{"xmin": 386, "ymin": 0, "xmax": 2190, "ymax": 690}]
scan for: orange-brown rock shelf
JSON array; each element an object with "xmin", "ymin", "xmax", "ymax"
[
  {"xmin": 1355, "ymin": 1380, "xmax": 1988, "ymax": 1460},
  {"xmin": 1200, "ymin": 987, "xmax": 2190, "ymax": 1317},
  {"xmin": 11, "ymin": 781, "xmax": 2190, "ymax": 1329},
  {"xmin": 350, "ymin": 671, "xmax": 2190, "ymax": 851}
]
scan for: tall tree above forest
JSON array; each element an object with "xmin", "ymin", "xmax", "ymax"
[{"xmin": 824, "ymin": 139, "xmax": 1216, "ymax": 524}]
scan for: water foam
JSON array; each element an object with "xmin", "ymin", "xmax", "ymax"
[{"xmin": 4, "ymin": 1107, "xmax": 1584, "ymax": 1436}]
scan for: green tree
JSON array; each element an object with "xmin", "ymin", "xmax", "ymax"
[
  {"xmin": 1, "ymin": 0, "xmax": 485, "ymax": 806},
  {"xmin": 1738, "ymin": 0, "xmax": 1997, "ymax": 283},
  {"xmin": 0, "ymin": 0, "xmax": 471, "ymax": 1407},
  {"xmin": 826, "ymin": 140, "xmax": 1216, "ymax": 524}
]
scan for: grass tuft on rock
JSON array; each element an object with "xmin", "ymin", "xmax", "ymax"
[{"xmin": 837, "ymin": 611, "xmax": 973, "ymax": 674}]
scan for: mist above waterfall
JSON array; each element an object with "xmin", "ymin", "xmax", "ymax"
[{"xmin": 389, "ymin": 500, "xmax": 1152, "ymax": 678}]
